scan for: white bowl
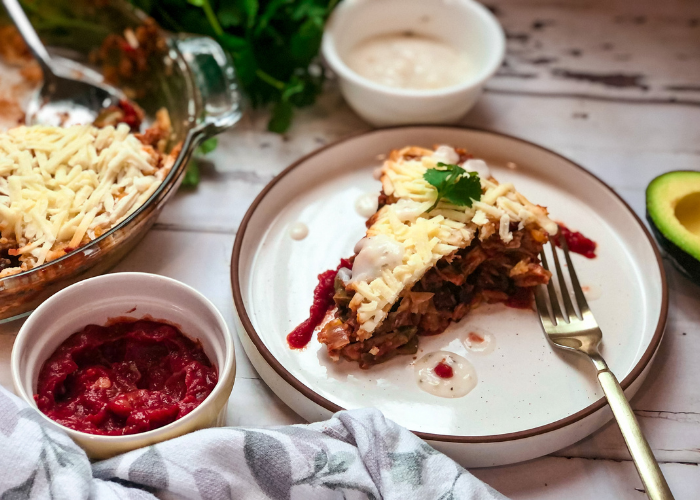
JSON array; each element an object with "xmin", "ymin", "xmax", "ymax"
[
  {"xmin": 322, "ymin": 0, "xmax": 505, "ymax": 126},
  {"xmin": 11, "ymin": 272, "xmax": 235, "ymax": 460}
]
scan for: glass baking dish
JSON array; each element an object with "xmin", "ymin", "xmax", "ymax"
[{"xmin": 0, "ymin": 0, "xmax": 242, "ymax": 322}]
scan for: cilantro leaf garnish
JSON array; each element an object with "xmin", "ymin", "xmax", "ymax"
[{"xmin": 424, "ymin": 162, "xmax": 482, "ymax": 212}]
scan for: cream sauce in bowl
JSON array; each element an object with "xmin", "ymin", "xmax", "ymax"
[{"xmin": 345, "ymin": 33, "xmax": 473, "ymax": 91}]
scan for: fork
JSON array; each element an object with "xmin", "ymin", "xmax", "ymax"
[{"xmin": 535, "ymin": 233, "xmax": 674, "ymax": 500}]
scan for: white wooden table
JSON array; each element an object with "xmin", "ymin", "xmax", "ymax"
[{"xmin": 2, "ymin": 0, "xmax": 700, "ymax": 497}]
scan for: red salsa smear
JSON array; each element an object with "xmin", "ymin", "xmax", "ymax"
[
  {"xmin": 556, "ymin": 223, "xmax": 597, "ymax": 259},
  {"xmin": 34, "ymin": 320, "xmax": 218, "ymax": 436},
  {"xmin": 434, "ymin": 361, "xmax": 454, "ymax": 379},
  {"xmin": 287, "ymin": 258, "xmax": 352, "ymax": 349}
]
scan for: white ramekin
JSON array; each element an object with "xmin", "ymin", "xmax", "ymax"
[
  {"xmin": 11, "ymin": 272, "xmax": 235, "ymax": 460},
  {"xmin": 322, "ymin": 0, "xmax": 505, "ymax": 127}
]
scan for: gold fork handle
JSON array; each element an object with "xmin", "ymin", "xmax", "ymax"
[{"xmin": 595, "ymin": 367, "xmax": 675, "ymax": 499}]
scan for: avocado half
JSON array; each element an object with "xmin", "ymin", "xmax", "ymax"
[{"xmin": 647, "ymin": 170, "xmax": 700, "ymax": 283}]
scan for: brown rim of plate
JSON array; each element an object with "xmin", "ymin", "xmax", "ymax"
[{"xmin": 230, "ymin": 125, "xmax": 668, "ymax": 444}]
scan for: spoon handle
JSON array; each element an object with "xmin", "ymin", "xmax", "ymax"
[{"xmin": 2, "ymin": 0, "xmax": 55, "ymax": 76}]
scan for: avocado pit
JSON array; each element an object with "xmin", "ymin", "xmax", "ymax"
[{"xmin": 675, "ymin": 192, "xmax": 700, "ymax": 236}]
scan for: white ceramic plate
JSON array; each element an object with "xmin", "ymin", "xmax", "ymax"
[{"xmin": 231, "ymin": 127, "xmax": 667, "ymax": 467}]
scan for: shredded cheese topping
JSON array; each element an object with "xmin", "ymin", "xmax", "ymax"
[
  {"xmin": 0, "ymin": 123, "xmax": 168, "ymax": 275},
  {"xmin": 349, "ymin": 145, "xmax": 558, "ymax": 336}
]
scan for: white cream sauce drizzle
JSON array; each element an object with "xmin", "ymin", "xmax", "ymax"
[
  {"xmin": 432, "ymin": 145, "xmax": 460, "ymax": 164},
  {"xmin": 463, "ymin": 330, "xmax": 496, "ymax": 355},
  {"xmin": 414, "ymin": 351, "xmax": 477, "ymax": 398},
  {"xmin": 346, "ymin": 34, "xmax": 473, "ymax": 91},
  {"xmin": 336, "ymin": 267, "xmax": 352, "ymax": 285},
  {"xmin": 462, "ymin": 159, "xmax": 491, "ymax": 179},
  {"xmin": 289, "ymin": 222, "xmax": 309, "ymax": 240},
  {"xmin": 392, "ymin": 198, "xmax": 428, "ymax": 223},
  {"xmin": 355, "ymin": 192, "xmax": 380, "ymax": 218},
  {"xmin": 350, "ymin": 234, "xmax": 404, "ymax": 283}
]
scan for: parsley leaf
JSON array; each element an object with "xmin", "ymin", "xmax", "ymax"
[
  {"xmin": 198, "ymin": 136, "xmax": 219, "ymax": 155},
  {"xmin": 424, "ymin": 162, "xmax": 482, "ymax": 212},
  {"xmin": 182, "ymin": 161, "xmax": 200, "ymax": 187},
  {"xmin": 181, "ymin": 137, "xmax": 218, "ymax": 187}
]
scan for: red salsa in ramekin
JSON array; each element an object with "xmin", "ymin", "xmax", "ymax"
[{"xmin": 34, "ymin": 319, "xmax": 218, "ymax": 436}]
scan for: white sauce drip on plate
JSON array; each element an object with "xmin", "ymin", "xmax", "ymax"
[
  {"xmin": 355, "ymin": 192, "xmax": 379, "ymax": 218},
  {"xmin": 582, "ymin": 284, "xmax": 602, "ymax": 301},
  {"xmin": 351, "ymin": 234, "xmax": 404, "ymax": 283},
  {"xmin": 414, "ymin": 351, "xmax": 477, "ymax": 398},
  {"xmin": 463, "ymin": 330, "xmax": 496, "ymax": 354},
  {"xmin": 289, "ymin": 222, "xmax": 309, "ymax": 240},
  {"xmin": 346, "ymin": 34, "xmax": 473, "ymax": 91}
]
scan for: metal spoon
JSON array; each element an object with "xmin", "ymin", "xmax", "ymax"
[{"xmin": 2, "ymin": 0, "xmax": 126, "ymax": 126}]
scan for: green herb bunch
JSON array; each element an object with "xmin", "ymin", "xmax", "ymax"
[
  {"xmin": 424, "ymin": 162, "xmax": 482, "ymax": 211},
  {"xmin": 130, "ymin": 0, "xmax": 339, "ymax": 133},
  {"xmin": 182, "ymin": 137, "xmax": 218, "ymax": 186}
]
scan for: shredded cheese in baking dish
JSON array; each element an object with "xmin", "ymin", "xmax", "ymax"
[
  {"xmin": 349, "ymin": 145, "xmax": 558, "ymax": 337},
  {"xmin": 0, "ymin": 123, "xmax": 168, "ymax": 273}
]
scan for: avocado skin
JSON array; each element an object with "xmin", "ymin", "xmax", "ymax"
[{"xmin": 647, "ymin": 211, "xmax": 700, "ymax": 283}]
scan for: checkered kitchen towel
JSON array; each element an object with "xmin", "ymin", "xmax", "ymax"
[{"xmin": 0, "ymin": 385, "xmax": 507, "ymax": 499}]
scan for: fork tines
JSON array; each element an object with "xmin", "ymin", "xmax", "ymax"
[{"xmin": 535, "ymin": 232, "xmax": 591, "ymax": 326}]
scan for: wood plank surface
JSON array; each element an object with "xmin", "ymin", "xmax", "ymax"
[
  {"xmin": 485, "ymin": 0, "xmax": 700, "ymax": 104},
  {"xmin": 1, "ymin": 0, "xmax": 699, "ymax": 497},
  {"xmin": 472, "ymin": 456, "xmax": 700, "ymax": 499}
]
